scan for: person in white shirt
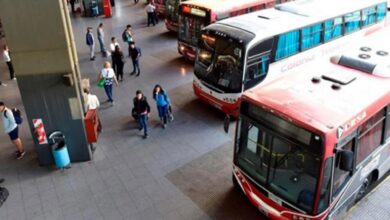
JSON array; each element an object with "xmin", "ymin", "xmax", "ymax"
[
  {"xmin": 0, "ymin": 102, "xmax": 25, "ymax": 159},
  {"xmin": 98, "ymin": 61, "xmax": 118, "ymax": 105},
  {"xmin": 3, "ymin": 45, "xmax": 15, "ymax": 80},
  {"xmin": 84, "ymin": 88, "xmax": 102, "ymax": 133},
  {"xmin": 110, "ymin": 37, "xmax": 120, "ymax": 72},
  {"xmin": 146, "ymin": 2, "xmax": 156, "ymax": 26}
]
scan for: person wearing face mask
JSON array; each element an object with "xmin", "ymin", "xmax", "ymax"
[{"xmin": 133, "ymin": 90, "xmax": 150, "ymax": 139}]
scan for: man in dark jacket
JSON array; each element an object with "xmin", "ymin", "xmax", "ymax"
[
  {"xmin": 133, "ymin": 90, "xmax": 150, "ymax": 138},
  {"xmin": 86, "ymin": 27, "xmax": 95, "ymax": 61},
  {"xmin": 129, "ymin": 42, "xmax": 142, "ymax": 76}
]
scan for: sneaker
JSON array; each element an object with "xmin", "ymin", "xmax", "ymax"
[
  {"xmin": 111, "ymin": 101, "xmax": 115, "ymax": 106},
  {"xmin": 0, "ymin": 82, "xmax": 7, "ymax": 87},
  {"xmin": 135, "ymin": 73, "xmax": 140, "ymax": 77},
  {"xmin": 163, "ymin": 124, "xmax": 167, "ymax": 129},
  {"xmin": 16, "ymin": 151, "xmax": 26, "ymax": 160},
  {"xmin": 130, "ymin": 71, "xmax": 135, "ymax": 75},
  {"xmin": 138, "ymin": 127, "xmax": 143, "ymax": 131},
  {"xmin": 143, "ymin": 134, "xmax": 148, "ymax": 139},
  {"xmin": 0, "ymin": 178, "xmax": 4, "ymax": 184},
  {"xmin": 12, "ymin": 77, "xmax": 17, "ymax": 80}
]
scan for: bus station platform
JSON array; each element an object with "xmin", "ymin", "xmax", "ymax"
[{"xmin": 344, "ymin": 175, "xmax": 390, "ymax": 220}]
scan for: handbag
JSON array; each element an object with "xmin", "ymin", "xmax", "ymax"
[
  {"xmin": 131, "ymin": 107, "xmax": 138, "ymax": 120},
  {"xmin": 167, "ymin": 105, "xmax": 174, "ymax": 122},
  {"xmin": 97, "ymin": 78, "xmax": 105, "ymax": 88}
]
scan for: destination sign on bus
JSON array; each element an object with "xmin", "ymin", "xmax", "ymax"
[{"xmin": 182, "ymin": 6, "xmax": 206, "ymax": 17}]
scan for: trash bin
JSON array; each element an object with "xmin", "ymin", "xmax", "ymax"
[{"xmin": 49, "ymin": 131, "xmax": 71, "ymax": 169}]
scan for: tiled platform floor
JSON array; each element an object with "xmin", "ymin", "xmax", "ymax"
[{"xmin": 0, "ymin": 1, "xmax": 389, "ymax": 219}]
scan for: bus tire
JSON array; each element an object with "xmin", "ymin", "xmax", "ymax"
[{"xmin": 355, "ymin": 173, "xmax": 373, "ymax": 203}]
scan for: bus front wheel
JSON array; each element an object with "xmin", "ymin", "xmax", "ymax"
[{"xmin": 355, "ymin": 174, "xmax": 373, "ymax": 203}]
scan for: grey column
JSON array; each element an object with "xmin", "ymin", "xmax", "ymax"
[{"xmin": 0, "ymin": 0, "xmax": 91, "ymax": 165}]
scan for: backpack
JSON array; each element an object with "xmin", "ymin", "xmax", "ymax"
[
  {"xmin": 122, "ymin": 30, "xmax": 128, "ymax": 42},
  {"xmin": 4, "ymin": 108, "xmax": 23, "ymax": 124},
  {"xmin": 0, "ymin": 187, "xmax": 9, "ymax": 207}
]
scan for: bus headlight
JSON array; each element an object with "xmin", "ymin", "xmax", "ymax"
[{"xmin": 179, "ymin": 45, "xmax": 185, "ymax": 52}]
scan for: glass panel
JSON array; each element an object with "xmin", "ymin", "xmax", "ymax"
[
  {"xmin": 194, "ymin": 34, "xmax": 244, "ymax": 93},
  {"xmin": 318, "ymin": 157, "xmax": 332, "ymax": 213},
  {"xmin": 244, "ymin": 55, "xmax": 270, "ymax": 89},
  {"xmin": 178, "ymin": 14, "xmax": 207, "ymax": 46},
  {"xmin": 275, "ymin": 30, "xmax": 300, "ymax": 60},
  {"xmin": 333, "ymin": 140, "xmax": 353, "ymax": 197},
  {"xmin": 301, "ymin": 23, "xmax": 322, "ymax": 50},
  {"xmin": 268, "ymin": 137, "xmax": 321, "ymax": 213},
  {"xmin": 166, "ymin": 0, "xmax": 180, "ymax": 22},
  {"xmin": 362, "ymin": 7, "xmax": 377, "ymax": 27},
  {"xmin": 344, "ymin": 11, "xmax": 361, "ymax": 34},
  {"xmin": 324, "ymin": 17, "xmax": 342, "ymax": 42},
  {"xmin": 386, "ymin": 108, "xmax": 390, "ymax": 140},
  {"xmin": 237, "ymin": 121, "xmax": 270, "ymax": 185},
  {"xmin": 377, "ymin": 3, "xmax": 387, "ymax": 21}
]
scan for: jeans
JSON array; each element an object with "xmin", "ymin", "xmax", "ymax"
[
  {"xmin": 89, "ymin": 44, "xmax": 95, "ymax": 59},
  {"xmin": 157, "ymin": 105, "xmax": 168, "ymax": 124},
  {"xmin": 138, "ymin": 114, "xmax": 148, "ymax": 136},
  {"xmin": 104, "ymin": 84, "xmax": 113, "ymax": 102},
  {"xmin": 132, "ymin": 59, "xmax": 140, "ymax": 73},
  {"xmin": 98, "ymin": 36, "xmax": 106, "ymax": 55},
  {"xmin": 6, "ymin": 61, "xmax": 15, "ymax": 79}
]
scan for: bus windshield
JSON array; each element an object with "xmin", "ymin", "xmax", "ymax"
[
  {"xmin": 194, "ymin": 33, "xmax": 244, "ymax": 93},
  {"xmin": 236, "ymin": 103, "xmax": 323, "ymax": 213},
  {"xmin": 166, "ymin": 0, "xmax": 180, "ymax": 22},
  {"xmin": 178, "ymin": 14, "xmax": 208, "ymax": 46}
]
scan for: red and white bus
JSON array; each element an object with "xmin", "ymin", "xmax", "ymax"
[
  {"xmin": 178, "ymin": 0, "xmax": 275, "ymax": 61},
  {"xmin": 228, "ymin": 26, "xmax": 390, "ymax": 220},
  {"xmin": 154, "ymin": 0, "xmax": 166, "ymax": 16},
  {"xmin": 193, "ymin": 0, "xmax": 387, "ymax": 117},
  {"xmin": 165, "ymin": 0, "xmax": 188, "ymax": 32}
]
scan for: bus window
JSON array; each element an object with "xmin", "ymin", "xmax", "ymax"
[
  {"xmin": 244, "ymin": 55, "xmax": 270, "ymax": 90},
  {"xmin": 333, "ymin": 139, "xmax": 353, "ymax": 198},
  {"xmin": 385, "ymin": 106, "xmax": 390, "ymax": 140},
  {"xmin": 357, "ymin": 109, "xmax": 385, "ymax": 164},
  {"xmin": 237, "ymin": 121, "xmax": 270, "ymax": 185},
  {"xmin": 377, "ymin": 3, "xmax": 387, "ymax": 21},
  {"xmin": 275, "ymin": 30, "xmax": 300, "ymax": 61},
  {"xmin": 324, "ymin": 17, "xmax": 342, "ymax": 42},
  {"xmin": 301, "ymin": 23, "xmax": 323, "ymax": 51},
  {"xmin": 317, "ymin": 157, "xmax": 332, "ymax": 213},
  {"xmin": 362, "ymin": 7, "xmax": 377, "ymax": 27},
  {"xmin": 344, "ymin": 11, "xmax": 361, "ymax": 34}
]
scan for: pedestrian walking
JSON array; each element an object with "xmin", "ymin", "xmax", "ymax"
[
  {"xmin": 110, "ymin": 37, "xmax": 120, "ymax": 72},
  {"xmin": 133, "ymin": 90, "xmax": 150, "ymax": 139},
  {"xmin": 151, "ymin": 0, "xmax": 159, "ymax": 24},
  {"xmin": 146, "ymin": 2, "xmax": 156, "ymax": 26},
  {"xmin": 152, "ymin": 84, "xmax": 170, "ymax": 129},
  {"xmin": 129, "ymin": 42, "xmax": 141, "ymax": 76},
  {"xmin": 86, "ymin": 27, "xmax": 95, "ymax": 61},
  {"xmin": 97, "ymin": 23, "xmax": 108, "ymax": 57},
  {"xmin": 0, "ymin": 102, "xmax": 25, "ymax": 160},
  {"xmin": 84, "ymin": 88, "xmax": 102, "ymax": 133},
  {"xmin": 3, "ymin": 45, "xmax": 15, "ymax": 80},
  {"xmin": 98, "ymin": 61, "xmax": 118, "ymax": 105},
  {"xmin": 112, "ymin": 45, "xmax": 125, "ymax": 82}
]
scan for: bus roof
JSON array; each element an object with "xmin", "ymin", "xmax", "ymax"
[
  {"xmin": 243, "ymin": 27, "xmax": 390, "ymax": 136},
  {"xmin": 181, "ymin": 0, "xmax": 273, "ymax": 15},
  {"xmin": 207, "ymin": 0, "xmax": 386, "ymax": 42}
]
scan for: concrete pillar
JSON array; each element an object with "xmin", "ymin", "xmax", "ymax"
[{"xmin": 0, "ymin": 0, "xmax": 91, "ymax": 165}]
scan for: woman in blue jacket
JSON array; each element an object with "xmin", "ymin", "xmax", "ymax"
[{"xmin": 152, "ymin": 85, "xmax": 170, "ymax": 129}]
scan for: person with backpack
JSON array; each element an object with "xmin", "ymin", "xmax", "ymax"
[
  {"xmin": 0, "ymin": 101, "xmax": 25, "ymax": 160},
  {"xmin": 98, "ymin": 62, "xmax": 119, "ymax": 106},
  {"xmin": 129, "ymin": 42, "xmax": 141, "ymax": 76},
  {"xmin": 86, "ymin": 27, "xmax": 95, "ymax": 61},
  {"xmin": 152, "ymin": 84, "xmax": 170, "ymax": 129},
  {"xmin": 122, "ymin": 25, "xmax": 133, "ymax": 44},
  {"xmin": 112, "ymin": 45, "xmax": 125, "ymax": 82},
  {"xmin": 133, "ymin": 90, "xmax": 150, "ymax": 139}
]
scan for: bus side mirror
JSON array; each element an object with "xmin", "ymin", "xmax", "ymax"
[
  {"xmin": 339, "ymin": 150, "xmax": 353, "ymax": 172},
  {"xmin": 224, "ymin": 115, "xmax": 230, "ymax": 133}
]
